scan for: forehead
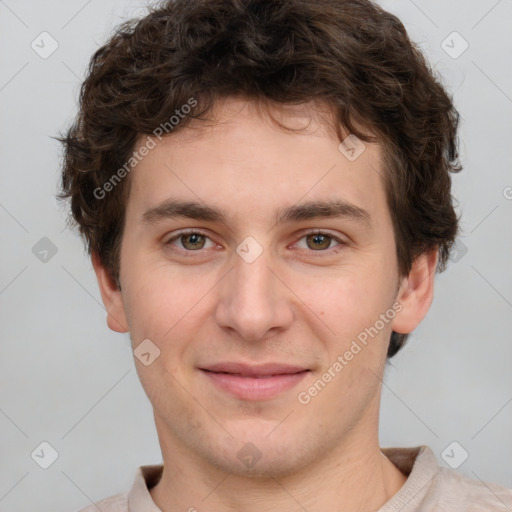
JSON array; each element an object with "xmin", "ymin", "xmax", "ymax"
[{"xmin": 125, "ymin": 97, "xmax": 387, "ymax": 229}]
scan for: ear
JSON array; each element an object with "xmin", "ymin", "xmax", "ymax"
[
  {"xmin": 91, "ymin": 252, "xmax": 129, "ymax": 333},
  {"xmin": 391, "ymin": 248, "xmax": 438, "ymax": 335}
]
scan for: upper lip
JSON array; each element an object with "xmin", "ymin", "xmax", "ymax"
[{"xmin": 200, "ymin": 362, "xmax": 308, "ymax": 377}]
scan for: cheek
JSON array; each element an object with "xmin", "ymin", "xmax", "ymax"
[
  {"xmin": 294, "ymin": 263, "xmax": 391, "ymax": 340},
  {"xmin": 120, "ymin": 261, "xmax": 180, "ymax": 338},
  {"xmin": 121, "ymin": 257, "xmax": 221, "ymax": 357}
]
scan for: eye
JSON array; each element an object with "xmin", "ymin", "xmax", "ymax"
[
  {"xmin": 294, "ymin": 230, "xmax": 346, "ymax": 253},
  {"xmin": 165, "ymin": 230, "xmax": 216, "ymax": 252},
  {"xmin": 163, "ymin": 229, "xmax": 347, "ymax": 256}
]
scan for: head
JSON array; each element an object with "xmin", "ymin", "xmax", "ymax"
[{"xmin": 57, "ymin": 0, "xmax": 461, "ymax": 476}]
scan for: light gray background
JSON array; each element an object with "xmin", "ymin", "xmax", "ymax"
[{"xmin": 1, "ymin": 1, "xmax": 511, "ymax": 510}]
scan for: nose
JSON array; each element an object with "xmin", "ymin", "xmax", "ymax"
[{"xmin": 214, "ymin": 242, "xmax": 294, "ymax": 343}]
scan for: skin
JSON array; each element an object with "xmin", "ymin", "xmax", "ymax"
[{"xmin": 93, "ymin": 97, "xmax": 437, "ymax": 511}]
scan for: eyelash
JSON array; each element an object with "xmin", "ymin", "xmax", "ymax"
[{"xmin": 164, "ymin": 229, "xmax": 348, "ymax": 257}]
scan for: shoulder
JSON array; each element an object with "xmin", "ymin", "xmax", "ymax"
[
  {"xmin": 74, "ymin": 490, "xmax": 129, "ymax": 512},
  {"xmin": 382, "ymin": 445, "xmax": 512, "ymax": 511},
  {"xmin": 428, "ymin": 466, "xmax": 512, "ymax": 510}
]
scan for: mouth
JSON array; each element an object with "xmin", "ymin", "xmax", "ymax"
[{"xmin": 199, "ymin": 362, "xmax": 310, "ymax": 401}]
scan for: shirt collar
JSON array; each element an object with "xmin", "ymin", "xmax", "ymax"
[
  {"xmin": 127, "ymin": 446, "xmax": 438, "ymax": 511},
  {"xmin": 128, "ymin": 464, "xmax": 164, "ymax": 511},
  {"xmin": 379, "ymin": 445, "xmax": 439, "ymax": 510}
]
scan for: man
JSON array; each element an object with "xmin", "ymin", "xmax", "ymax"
[{"xmin": 58, "ymin": 0, "xmax": 512, "ymax": 510}]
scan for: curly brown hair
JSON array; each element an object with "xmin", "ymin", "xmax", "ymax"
[{"xmin": 56, "ymin": 0, "xmax": 462, "ymax": 358}]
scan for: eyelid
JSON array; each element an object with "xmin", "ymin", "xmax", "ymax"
[{"xmin": 164, "ymin": 228, "xmax": 216, "ymax": 247}]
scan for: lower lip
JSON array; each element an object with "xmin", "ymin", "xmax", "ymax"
[{"xmin": 200, "ymin": 369, "xmax": 309, "ymax": 400}]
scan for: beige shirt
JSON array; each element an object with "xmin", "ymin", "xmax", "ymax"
[{"xmin": 76, "ymin": 446, "xmax": 512, "ymax": 511}]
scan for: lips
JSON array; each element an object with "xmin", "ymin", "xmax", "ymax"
[
  {"xmin": 200, "ymin": 362, "xmax": 308, "ymax": 377},
  {"xmin": 199, "ymin": 362, "xmax": 310, "ymax": 400}
]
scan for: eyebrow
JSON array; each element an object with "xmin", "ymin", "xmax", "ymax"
[{"xmin": 142, "ymin": 199, "xmax": 373, "ymax": 229}]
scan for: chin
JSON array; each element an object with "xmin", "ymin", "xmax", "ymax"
[{"xmin": 199, "ymin": 426, "xmax": 320, "ymax": 478}]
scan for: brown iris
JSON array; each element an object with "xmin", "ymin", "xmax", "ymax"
[
  {"xmin": 180, "ymin": 233, "xmax": 206, "ymax": 250},
  {"xmin": 306, "ymin": 233, "xmax": 332, "ymax": 250}
]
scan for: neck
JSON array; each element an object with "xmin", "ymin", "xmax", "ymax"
[{"xmin": 149, "ymin": 421, "xmax": 407, "ymax": 512}]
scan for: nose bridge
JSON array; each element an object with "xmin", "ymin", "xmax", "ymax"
[
  {"xmin": 234, "ymin": 248, "xmax": 273, "ymax": 303},
  {"xmin": 215, "ymin": 239, "xmax": 291, "ymax": 342}
]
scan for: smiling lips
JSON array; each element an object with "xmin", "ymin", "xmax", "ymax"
[{"xmin": 199, "ymin": 362, "xmax": 310, "ymax": 400}]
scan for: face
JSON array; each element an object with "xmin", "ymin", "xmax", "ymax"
[{"xmin": 94, "ymin": 97, "xmax": 435, "ymax": 477}]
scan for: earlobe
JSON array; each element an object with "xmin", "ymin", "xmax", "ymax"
[
  {"xmin": 391, "ymin": 248, "xmax": 438, "ymax": 335},
  {"xmin": 91, "ymin": 252, "xmax": 129, "ymax": 333}
]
